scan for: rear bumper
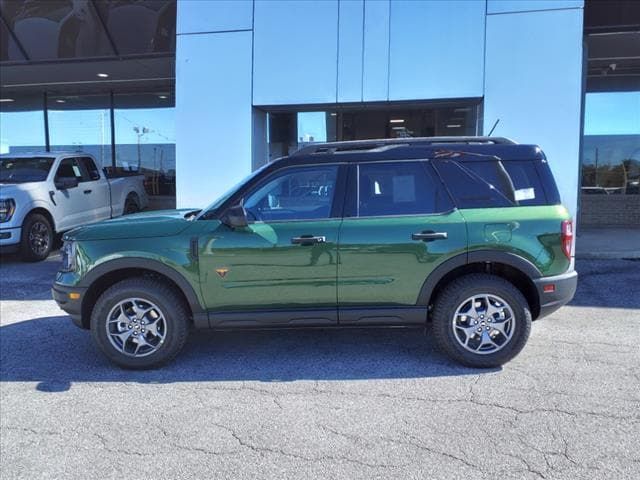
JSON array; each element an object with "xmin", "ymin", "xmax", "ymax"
[
  {"xmin": 534, "ymin": 270, "xmax": 578, "ymax": 319},
  {"xmin": 52, "ymin": 283, "xmax": 87, "ymax": 329}
]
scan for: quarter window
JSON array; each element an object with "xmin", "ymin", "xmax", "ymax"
[
  {"xmin": 243, "ymin": 165, "xmax": 338, "ymax": 222},
  {"xmin": 357, "ymin": 162, "xmax": 452, "ymax": 217}
]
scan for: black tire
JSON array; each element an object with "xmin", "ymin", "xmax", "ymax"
[
  {"xmin": 90, "ymin": 277, "xmax": 190, "ymax": 369},
  {"xmin": 123, "ymin": 195, "xmax": 139, "ymax": 215},
  {"xmin": 431, "ymin": 274, "xmax": 532, "ymax": 368},
  {"xmin": 20, "ymin": 213, "xmax": 53, "ymax": 262}
]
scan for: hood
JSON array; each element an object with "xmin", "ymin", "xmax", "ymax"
[
  {"xmin": 0, "ymin": 182, "xmax": 44, "ymax": 196},
  {"xmin": 66, "ymin": 209, "xmax": 199, "ymax": 241}
]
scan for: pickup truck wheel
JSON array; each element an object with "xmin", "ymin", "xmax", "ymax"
[
  {"xmin": 20, "ymin": 213, "xmax": 53, "ymax": 262},
  {"xmin": 90, "ymin": 278, "xmax": 189, "ymax": 369},
  {"xmin": 431, "ymin": 274, "xmax": 532, "ymax": 368},
  {"xmin": 124, "ymin": 195, "xmax": 139, "ymax": 215}
]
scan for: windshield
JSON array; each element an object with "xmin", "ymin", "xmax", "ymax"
[
  {"xmin": 197, "ymin": 163, "xmax": 271, "ymax": 220},
  {"xmin": 0, "ymin": 157, "xmax": 54, "ymax": 184}
]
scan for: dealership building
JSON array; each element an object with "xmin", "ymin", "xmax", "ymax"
[{"xmin": 1, "ymin": 0, "xmax": 638, "ymax": 227}]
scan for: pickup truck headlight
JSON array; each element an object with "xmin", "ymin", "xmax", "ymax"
[
  {"xmin": 0, "ymin": 199, "xmax": 15, "ymax": 223},
  {"xmin": 60, "ymin": 241, "xmax": 77, "ymax": 272}
]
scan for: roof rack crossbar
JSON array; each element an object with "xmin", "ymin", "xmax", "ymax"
[{"xmin": 291, "ymin": 136, "xmax": 516, "ymax": 156}]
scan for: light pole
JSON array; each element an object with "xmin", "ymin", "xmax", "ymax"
[{"xmin": 133, "ymin": 126, "xmax": 149, "ymax": 171}]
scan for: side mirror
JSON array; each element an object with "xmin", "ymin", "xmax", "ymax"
[
  {"xmin": 223, "ymin": 204, "xmax": 249, "ymax": 229},
  {"xmin": 55, "ymin": 177, "xmax": 79, "ymax": 190}
]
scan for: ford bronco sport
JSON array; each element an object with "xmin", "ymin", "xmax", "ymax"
[{"xmin": 52, "ymin": 137, "xmax": 577, "ymax": 369}]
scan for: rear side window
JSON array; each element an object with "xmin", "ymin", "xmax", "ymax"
[
  {"xmin": 357, "ymin": 161, "xmax": 452, "ymax": 217},
  {"xmin": 433, "ymin": 159, "xmax": 513, "ymax": 209},
  {"xmin": 502, "ymin": 161, "xmax": 547, "ymax": 206},
  {"xmin": 434, "ymin": 159, "xmax": 553, "ymax": 208},
  {"xmin": 78, "ymin": 157, "xmax": 101, "ymax": 181}
]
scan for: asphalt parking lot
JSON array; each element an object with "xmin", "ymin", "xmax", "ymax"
[{"xmin": 1, "ymin": 254, "xmax": 639, "ymax": 480}]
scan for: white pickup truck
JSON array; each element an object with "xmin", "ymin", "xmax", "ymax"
[{"xmin": 0, "ymin": 152, "xmax": 148, "ymax": 261}]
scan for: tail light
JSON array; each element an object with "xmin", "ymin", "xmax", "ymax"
[{"xmin": 561, "ymin": 219, "xmax": 573, "ymax": 259}]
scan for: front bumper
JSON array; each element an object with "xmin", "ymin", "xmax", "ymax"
[
  {"xmin": 52, "ymin": 283, "xmax": 87, "ymax": 329},
  {"xmin": 0, "ymin": 226, "xmax": 21, "ymax": 252},
  {"xmin": 534, "ymin": 270, "xmax": 578, "ymax": 319}
]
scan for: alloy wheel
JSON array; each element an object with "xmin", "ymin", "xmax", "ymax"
[
  {"xmin": 451, "ymin": 294, "xmax": 515, "ymax": 354},
  {"xmin": 106, "ymin": 298, "xmax": 167, "ymax": 357}
]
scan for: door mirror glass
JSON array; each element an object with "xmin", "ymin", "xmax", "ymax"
[
  {"xmin": 224, "ymin": 204, "xmax": 248, "ymax": 229},
  {"xmin": 55, "ymin": 177, "xmax": 79, "ymax": 190}
]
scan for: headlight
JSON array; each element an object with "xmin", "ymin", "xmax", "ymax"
[
  {"xmin": 0, "ymin": 199, "xmax": 15, "ymax": 223},
  {"xmin": 60, "ymin": 241, "xmax": 77, "ymax": 272}
]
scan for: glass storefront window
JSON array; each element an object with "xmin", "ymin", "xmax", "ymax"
[
  {"xmin": 266, "ymin": 102, "xmax": 479, "ymax": 163},
  {"xmin": 114, "ymin": 93, "xmax": 175, "ymax": 208},
  {"xmin": 582, "ymin": 91, "xmax": 640, "ymax": 195},
  {"xmin": 47, "ymin": 94, "xmax": 112, "ymax": 168},
  {"xmin": 0, "ymin": 95, "xmax": 46, "ymax": 154}
]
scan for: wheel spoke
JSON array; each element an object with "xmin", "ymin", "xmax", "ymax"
[
  {"xmin": 490, "ymin": 319, "xmax": 510, "ymax": 337},
  {"xmin": 112, "ymin": 329, "xmax": 134, "ymax": 349}
]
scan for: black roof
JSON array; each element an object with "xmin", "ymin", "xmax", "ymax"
[{"xmin": 278, "ymin": 136, "xmax": 545, "ymax": 165}]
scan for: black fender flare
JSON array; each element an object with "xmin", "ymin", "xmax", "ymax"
[
  {"xmin": 79, "ymin": 257, "xmax": 206, "ymax": 318},
  {"xmin": 416, "ymin": 250, "xmax": 542, "ymax": 306}
]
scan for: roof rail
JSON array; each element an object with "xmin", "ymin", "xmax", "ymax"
[{"xmin": 291, "ymin": 136, "xmax": 517, "ymax": 156}]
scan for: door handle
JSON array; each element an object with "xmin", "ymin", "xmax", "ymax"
[
  {"xmin": 291, "ymin": 235, "xmax": 326, "ymax": 245},
  {"xmin": 412, "ymin": 231, "xmax": 448, "ymax": 241},
  {"xmin": 83, "ymin": 189, "xmax": 92, "ymax": 194}
]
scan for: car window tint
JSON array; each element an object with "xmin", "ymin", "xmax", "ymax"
[
  {"xmin": 244, "ymin": 165, "xmax": 338, "ymax": 222},
  {"xmin": 460, "ymin": 160, "xmax": 516, "ymax": 203},
  {"xmin": 55, "ymin": 158, "xmax": 86, "ymax": 181},
  {"xmin": 433, "ymin": 159, "xmax": 513, "ymax": 208},
  {"xmin": 357, "ymin": 161, "xmax": 452, "ymax": 217},
  {"xmin": 78, "ymin": 157, "xmax": 100, "ymax": 181},
  {"xmin": 502, "ymin": 161, "xmax": 548, "ymax": 206}
]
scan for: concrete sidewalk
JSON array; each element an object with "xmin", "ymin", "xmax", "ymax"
[{"xmin": 576, "ymin": 227, "xmax": 640, "ymax": 259}]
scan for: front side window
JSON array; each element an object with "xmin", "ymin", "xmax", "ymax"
[
  {"xmin": 357, "ymin": 161, "xmax": 452, "ymax": 217},
  {"xmin": 55, "ymin": 158, "xmax": 87, "ymax": 182},
  {"xmin": 244, "ymin": 165, "xmax": 338, "ymax": 222}
]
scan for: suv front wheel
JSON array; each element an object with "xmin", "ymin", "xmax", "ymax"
[
  {"xmin": 431, "ymin": 274, "xmax": 532, "ymax": 368},
  {"xmin": 90, "ymin": 277, "xmax": 190, "ymax": 369}
]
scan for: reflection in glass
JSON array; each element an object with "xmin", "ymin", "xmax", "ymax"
[
  {"xmin": 114, "ymin": 93, "xmax": 175, "ymax": 207},
  {"xmin": 0, "ymin": 95, "xmax": 46, "ymax": 154},
  {"xmin": 266, "ymin": 103, "xmax": 479, "ymax": 163},
  {"xmin": 0, "ymin": 0, "xmax": 176, "ymax": 62},
  {"xmin": 48, "ymin": 94, "xmax": 112, "ymax": 167},
  {"xmin": 582, "ymin": 92, "xmax": 640, "ymax": 195}
]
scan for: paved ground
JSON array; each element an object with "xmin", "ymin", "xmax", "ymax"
[
  {"xmin": 576, "ymin": 227, "xmax": 640, "ymax": 259},
  {"xmin": 1, "ymin": 254, "xmax": 639, "ymax": 480}
]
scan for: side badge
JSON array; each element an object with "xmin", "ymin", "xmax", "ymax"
[{"xmin": 215, "ymin": 268, "xmax": 229, "ymax": 279}]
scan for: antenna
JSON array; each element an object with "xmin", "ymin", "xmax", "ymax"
[{"xmin": 488, "ymin": 118, "xmax": 500, "ymax": 136}]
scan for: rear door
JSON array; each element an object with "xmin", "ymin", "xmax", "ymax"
[{"xmin": 337, "ymin": 160, "xmax": 467, "ymax": 325}]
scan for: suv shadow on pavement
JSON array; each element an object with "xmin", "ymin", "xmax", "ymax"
[{"xmin": 0, "ymin": 315, "xmax": 489, "ymax": 392}]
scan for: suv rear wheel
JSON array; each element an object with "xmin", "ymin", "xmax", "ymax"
[
  {"xmin": 431, "ymin": 274, "xmax": 532, "ymax": 368},
  {"xmin": 90, "ymin": 277, "xmax": 189, "ymax": 369}
]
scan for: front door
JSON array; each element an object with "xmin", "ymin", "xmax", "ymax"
[
  {"xmin": 198, "ymin": 164, "xmax": 344, "ymax": 327},
  {"xmin": 51, "ymin": 157, "xmax": 93, "ymax": 231},
  {"xmin": 337, "ymin": 160, "xmax": 467, "ymax": 324}
]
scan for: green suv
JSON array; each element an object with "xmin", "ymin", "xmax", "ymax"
[{"xmin": 52, "ymin": 137, "xmax": 577, "ymax": 369}]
